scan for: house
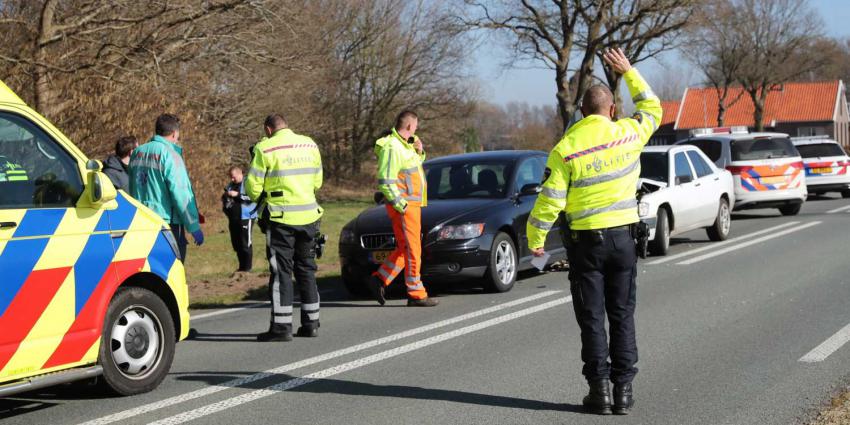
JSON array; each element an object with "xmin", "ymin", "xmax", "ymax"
[
  {"xmin": 670, "ymin": 80, "xmax": 849, "ymax": 147},
  {"xmin": 648, "ymin": 100, "xmax": 680, "ymax": 145}
]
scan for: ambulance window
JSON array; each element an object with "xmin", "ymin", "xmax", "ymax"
[
  {"xmin": 0, "ymin": 113, "xmax": 83, "ymax": 209},
  {"xmin": 674, "ymin": 152, "xmax": 693, "ymax": 183}
]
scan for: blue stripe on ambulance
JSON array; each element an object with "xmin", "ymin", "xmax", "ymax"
[
  {"xmin": 72, "ymin": 233, "xmax": 119, "ymax": 315},
  {"xmin": 94, "ymin": 193, "xmax": 137, "ymax": 232},
  {"xmin": 147, "ymin": 233, "xmax": 177, "ymax": 280}
]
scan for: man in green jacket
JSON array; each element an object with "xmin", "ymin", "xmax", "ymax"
[{"xmin": 129, "ymin": 114, "xmax": 204, "ymax": 260}]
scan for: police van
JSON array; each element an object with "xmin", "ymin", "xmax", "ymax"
[
  {"xmin": 677, "ymin": 127, "xmax": 807, "ymax": 215},
  {"xmin": 791, "ymin": 136, "xmax": 850, "ymax": 198},
  {"xmin": 0, "ymin": 80, "xmax": 189, "ymax": 397}
]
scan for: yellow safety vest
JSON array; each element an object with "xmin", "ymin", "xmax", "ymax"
[
  {"xmin": 246, "ymin": 128, "xmax": 323, "ymax": 226},
  {"xmin": 0, "ymin": 155, "xmax": 27, "ymax": 182},
  {"xmin": 527, "ymin": 68, "xmax": 662, "ymax": 249},
  {"xmin": 375, "ymin": 129, "xmax": 427, "ymax": 209}
]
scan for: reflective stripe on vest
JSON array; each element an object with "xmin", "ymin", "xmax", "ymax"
[
  {"xmin": 571, "ymin": 159, "xmax": 639, "ymax": 188},
  {"xmin": 267, "ymin": 202, "xmax": 320, "ymax": 213},
  {"xmin": 568, "ymin": 199, "xmax": 638, "ymax": 222}
]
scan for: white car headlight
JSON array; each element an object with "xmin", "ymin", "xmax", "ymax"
[
  {"xmin": 438, "ymin": 223, "xmax": 485, "ymax": 240},
  {"xmin": 340, "ymin": 228, "xmax": 357, "ymax": 244},
  {"xmin": 638, "ymin": 202, "xmax": 650, "ymax": 218}
]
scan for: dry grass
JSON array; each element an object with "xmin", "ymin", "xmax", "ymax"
[{"xmin": 809, "ymin": 387, "xmax": 850, "ymax": 425}]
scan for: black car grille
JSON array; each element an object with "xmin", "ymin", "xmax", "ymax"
[{"xmin": 361, "ymin": 233, "xmax": 396, "ymax": 249}]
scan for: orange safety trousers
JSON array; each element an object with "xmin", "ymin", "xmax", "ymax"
[{"xmin": 371, "ymin": 204, "xmax": 428, "ymax": 300}]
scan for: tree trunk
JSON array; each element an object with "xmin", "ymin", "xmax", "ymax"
[
  {"xmin": 753, "ymin": 95, "xmax": 766, "ymax": 132},
  {"xmin": 34, "ymin": 0, "xmax": 58, "ymax": 116},
  {"xmin": 555, "ymin": 67, "xmax": 572, "ymax": 134},
  {"xmin": 717, "ymin": 102, "xmax": 726, "ymax": 127}
]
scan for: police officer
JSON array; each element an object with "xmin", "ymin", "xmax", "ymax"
[
  {"xmin": 526, "ymin": 48, "xmax": 661, "ymax": 415},
  {"xmin": 367, "ymin": 110, "xmax": 438, "ymax": 307},
  {"xmin": 246, "ymin": 114, "xmax": 323, "ymax": 342}
]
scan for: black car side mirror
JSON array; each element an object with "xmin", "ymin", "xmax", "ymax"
[{"xmin": 519, "ymin": 183, "xmax": 542, "ymax": 196}]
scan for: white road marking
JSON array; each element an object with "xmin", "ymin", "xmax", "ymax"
[
  {"xmin": 191, "ymin": 303, "xmax": 267, "ymax": 321},
  {"xmin": 148, "ymin": 296, "xmax": 573, "ymax": 425},
  {"xmin": 799, "ymin": 322, "xmax": 850, "ymax": 363},
  {"xmin": 79, "ymin": 290, "xmax": 562, "ymax": 425},
  {"xmin": 826, "ymin": 204, "xmax": 850, "ymax": 214},
  {"xmin": 676, "ymin": 221, "xmax": 821, "ymax": 265},
  {"xmin": 646, "ymin": 222, "xmax": 800, "ymax": 265}
]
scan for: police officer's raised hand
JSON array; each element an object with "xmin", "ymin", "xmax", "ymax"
[
  {"xmin": 413, "ymin": 138, "xmax": 424, "ymax": 155},
  {"xmin": 531, "ymin": 247, "xmax": 546, "ymax": 257},
  {"xmin": 191, "ymin": 229, "xmax": 205, "ymax": 246},
  {"xmin": 602, "ymin": 47, "xmax": 632, "ymax": 75}
]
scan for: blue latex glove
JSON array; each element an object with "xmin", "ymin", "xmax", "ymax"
[{"xmin": 191, "ymin": 229, "xmax": 204, "ymax": 246}]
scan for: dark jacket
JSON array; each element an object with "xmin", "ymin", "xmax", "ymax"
[{"xmin": 103, "ymin": 155, "xmax": 129, "ymax": 192}]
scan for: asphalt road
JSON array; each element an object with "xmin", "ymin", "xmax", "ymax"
[{"xmin": 3, "ymin": 195, "xmax": 850, "ymax": 425}]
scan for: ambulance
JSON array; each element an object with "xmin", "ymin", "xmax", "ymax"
[{"xmin": 0, "ymin": 80, "xmax": 189, "ymax": 397}]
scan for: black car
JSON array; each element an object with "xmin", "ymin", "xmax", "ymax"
[{"xmin": 338, "ymin": 150, "xmax": 567, "ymax": 296}]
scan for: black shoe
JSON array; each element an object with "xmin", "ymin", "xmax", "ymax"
[
  {"xmin": 612, "ymin": 383, "xmax": 634, "ymax": 415},
  {"xmin": 582, "ymin": 380, "xmax": 612, "ymax": 415},
  {"xmin": 257, "ymin": 329, "xmax": 292, "ymax": 342},
  {"xmin": 367, "ymin": 276, "xmax": 386, "ymax": 306},
  {"xmin": 407, "ymin": 297, "xmax": 439, "ymax": 307},
  {"xmin": 296, "ymin": 326, "xmax": 318, "ymax": 337}
]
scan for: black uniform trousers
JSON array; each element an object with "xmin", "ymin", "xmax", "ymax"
[
  {"xmin": 228, "ymin": 218, "xmax": 254, "ymax": 271},
  {"xmin": 567, "ymin": 226, "xmax": 638, "ymax": 385},
  {"xmin": 266, "ymin": 220, "xmax": 320, "ymax": 333}
]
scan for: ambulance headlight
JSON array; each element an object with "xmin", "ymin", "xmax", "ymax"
[
  {"xmin": 162, "ymin": 227, "xmax": 182, "ymax": 258},
  {"xmin": 638, "ymin": 202, "xmax": 650, "ymax": 218},
  {"xmin": 438, "ymin": 223, "xmax": 485, "ymax": 240}
]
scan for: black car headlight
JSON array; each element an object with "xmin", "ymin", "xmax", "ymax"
[
  {"xmin": 340, "ymin": 227, "xmax": 357, "ymax": 245},
  {"xmin": 437, "ymin": 223, "xmax": 485, "ymax": 241}
]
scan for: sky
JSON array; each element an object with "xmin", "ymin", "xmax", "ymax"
[{"xmin": 471, "ymin": 0, "xmax": 850, "ymax": 107}]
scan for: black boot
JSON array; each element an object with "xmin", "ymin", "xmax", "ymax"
[
  {"xmin": 367, "ymin": 276, "xmax": 386, "ymax": 306},
  {"xmin": 407, "ymin": 297, "xmax": 439, "ymax": 307},
  {"xmin": 296, "ymin": 326, "xmax": 318, "ymax": 338},
  {"xmin": 582, "ymin": 380, "xmax": 612, "ymax": 415},
  {"xmin": 612, "ymin": 383, "xmax": 634, "ymax": 415},
  {"xmin": 257, "ymin": 326, "xmax": 292, "ymax": 342}
]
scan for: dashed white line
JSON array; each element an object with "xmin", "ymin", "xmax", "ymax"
[
  {"xmin": 676, "ymin": 221, "xmax": 821, "ymax": 265},
  {"xmin": 800, "ymin": 322, "xmax": 850, "ymax": 363},
  {"xmin": 147, "ymin": 296, "xmax": 573, "ymax": 425},
  {"xmin": 826, "ymin": 204, "xmax": 850, "ymax": 214},
  {"xmin": 79, "ymin": 290, "xmax": 562, "ymax": 425},
  {"xmin": 646, "ymin": 222, "xmax": 800, "ymax": 266}
]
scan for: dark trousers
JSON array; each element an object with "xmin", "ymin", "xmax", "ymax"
[
  {"xmin": 567, "ymin": 227, "xmax": 638, "ymax": 385},
  {"xmin": 170, "ymin": 224, "xmax": 188, "ymax": 262},
  {"xmin": 266, "ymin": 220, "xmax": 320, "ymax": 332},
  {"xmin": 229, "ymin": 218, "xmax": 254, "ymax": 271}
]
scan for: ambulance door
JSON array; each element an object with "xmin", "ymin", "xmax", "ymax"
[{"xmin": 0, "ymin": 110, "xmax": 114, "ymax": 381}]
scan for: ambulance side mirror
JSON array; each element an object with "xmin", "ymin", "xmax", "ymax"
[{"xmin": 84, "ymin": 159, "xmax": 117, "ymax": 206}]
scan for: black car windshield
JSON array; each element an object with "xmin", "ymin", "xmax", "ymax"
[
  {"xmin": 731, "ymin": 137, "xmax": 798, "ymax": 160},
  {"xmin": 639, "ymin": 152, "xmax": 668, "ymax": 183},
  {"xmin": 426, "ymin": 160, "xmax": 513, "ymax": 199},
  {"xmin": 795, "ymin": 143, "xmax": 846, "ymax": 158}
]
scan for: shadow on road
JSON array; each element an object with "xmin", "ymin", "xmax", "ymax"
[{"xmin": 175, "ymin": 372, "xmax": 584, "ymax": 413}]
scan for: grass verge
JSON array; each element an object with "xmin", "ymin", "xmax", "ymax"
[{"xmin": 809, "ymin": 386, "xmax": 850, "ymax": 425}]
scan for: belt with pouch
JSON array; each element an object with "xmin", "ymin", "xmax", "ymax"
[{"xmin": 570, "ymin": 224, "xmax": 634, "ymax": 243}]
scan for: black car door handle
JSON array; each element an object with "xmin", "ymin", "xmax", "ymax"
[{"xmin": 0, "ymin": 221, "xmax": 17, "ymax": 229}]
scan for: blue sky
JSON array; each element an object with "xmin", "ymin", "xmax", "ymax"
[{"xmin": 471, "ymin": 0, "xmax": 850, "ymax": 107}]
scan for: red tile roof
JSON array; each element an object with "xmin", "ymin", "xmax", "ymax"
[
  {"xmin": 660, "ymin": 100, "xmax": 680, "ymax": 127},
  {"xmin": 675, "ymin": 81, "xmax": 841, "ymax": 130}
]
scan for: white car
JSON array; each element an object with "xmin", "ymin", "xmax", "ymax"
[
  {"xmin": 792, "ymin": 136, "xmax": 850, "ymax": 198},
  {"xmin": 638, "ymin": 145, "xmax": 736, "ymax": 256}
]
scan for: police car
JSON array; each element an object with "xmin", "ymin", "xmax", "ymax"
[
  {"xmin": 791, "ymin": 136, "xmax": 850, "ymax": 198},
  {"xmin": 0, "ymin": 80, "xmax": 189, "ymax": 397},
  {"xmin": 677, "ymin": 127, "xmax": 807, "ymax": 215}
]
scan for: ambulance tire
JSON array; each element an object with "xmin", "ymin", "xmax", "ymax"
[
  {"xmin": 99, "ymin": 287, "xmax": 175, "ymax": 396},
  {"xmin": 706, "ymin": 197, "xmax": 731, "ymax": 241},
  {"xmin": 650, "ymin": 208, "xmax": 670, "ymax": 256},
  {"xmin": 484, "ymin": 232, "xmax": 517, "ymax": 293},
  {"xmin": 778, "ymin": 204, "xmax": 801, "ymax": 216}
]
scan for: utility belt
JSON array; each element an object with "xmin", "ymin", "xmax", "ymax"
[{"xmin": 565, "ymin": 222, "xmax": 650, "ymax": 259}]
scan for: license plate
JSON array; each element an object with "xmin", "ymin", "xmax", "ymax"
[
  {"xmin": 370, "ymin": 250, "xmax": 392, "ymax": 264},
  {"xmin": 812, "ymin": 167, "xmax": 833, "ymax": 174},
  {"xmin": 760, "ymin": 176, "xmax": 786, "ymax": 184}
]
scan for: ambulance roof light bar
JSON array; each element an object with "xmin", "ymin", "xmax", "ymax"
[{"xmin": 689, "ymin": 126, "xmax": 749, "ymax": 137}]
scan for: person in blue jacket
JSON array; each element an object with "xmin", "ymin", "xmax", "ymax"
[
  {"xmin": 223, "ymin": 166, "xmax": 257, "ymax": 272},
  {"xmin": 129, "ymin": 113, "xmax": 204, "ymax": 260}
]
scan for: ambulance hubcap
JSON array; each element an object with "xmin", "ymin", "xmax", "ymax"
[
  {"xmin": 495, "ymin": 241, "xmax": 516, "ymax": 283},
  {"xmin": 110, "ymin": 306, "xmax": 163, "ymax": 379}
]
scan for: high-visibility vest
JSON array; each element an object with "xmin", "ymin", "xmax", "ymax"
[
  {"xmin": 527, "ymin": 68, "xmax": 662, "ymax": 249},
  {"xmin": 375, "ymin": 129, "xmax": 427, "ymax": 209},
  {"xmin": 0, "ymin": 155, "xmax": 27, "ymax": 182},
  {"xmin": 246, "ymin": 128, "xmax": 323, "ymax": 226}
]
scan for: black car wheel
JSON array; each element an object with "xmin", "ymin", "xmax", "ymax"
[
  {"xmin": 779, "ymin": 204, "xmax": 801, "ymax": 216},
  {"xmin": 650, "ymin": 208, "xmax": 670, "ymax": 256},
  {"xmin": 99, "ymin": 287, "xmax": 175, "ymax": 396},
  {"xmin": 485, "ymin": 232, "xmax": 517, "ymax": 293},
  {"xmin": 706, "ymin": 197, "xmax": 731, "ymax": 241}
]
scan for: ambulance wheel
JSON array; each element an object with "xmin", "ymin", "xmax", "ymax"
[
  {"xmin": 706, "ymin": 198, "xmax": 731, "ymax": 241},
  {"xmin": 485, "ymin": 232, "xmax": 517, "ymax": 293},
  {"xmin": 842, "ymin": 190, "xmax": 850, "ymax": 199},
  {"xmin": 99, "ymin": 287, "xmax": 175, "ymax": 396},
  {"xmin": 650, "ymin": 208, "xmax": 670, "ymax": 256},
  {"xmin": 779, "ymin": 204, "xmax": 801, "ymax": 216}
]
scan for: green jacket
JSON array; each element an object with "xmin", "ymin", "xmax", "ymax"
[
  {"xmin": 246, "ymin": 128, "xmax": 323, "ymax": 226},
  {"xmin": 129, "ymin": 135, "xmax": 201, "ymax": 233},
  {"xmin": 527, "ymin": 68, "xmax": 662, "ymax": 249},
  {"xmin": 375, "ymin": 129, "xmax": 427, "ymax": 212}
]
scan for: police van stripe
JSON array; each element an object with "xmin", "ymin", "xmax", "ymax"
[{"xmin": 571, "ymin": 159, "xmax": 640, "ymax": 188}]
